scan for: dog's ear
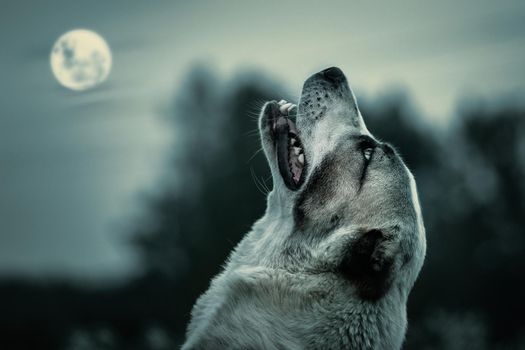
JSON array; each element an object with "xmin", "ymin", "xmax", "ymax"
[{"xmin": 338, "ymin": 229, "xmax": 395, "ymax": 300}]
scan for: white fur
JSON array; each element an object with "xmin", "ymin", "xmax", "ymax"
[{"xmin": 182, "ymin": 70, "xmax": 426, "ymax": 349}]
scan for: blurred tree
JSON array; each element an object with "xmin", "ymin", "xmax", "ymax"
[
  {"xmin": 3, "ymin": 66, "xmax": 524, "ymax": 349},
  {"xmin": 130, "ymin": 65, "xmax": 289, "ymax": 340},
  {"xmin": 128, "ymin": 68, "xmax": 525, "ymax": 347},
  {"xmin": 403, "ymin": 104, "xmax": 525, "ymax": 349}
]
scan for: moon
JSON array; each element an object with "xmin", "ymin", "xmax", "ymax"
[{"xmin": 50, "ymin": 29, "xmax": 112, "ymax": 91}]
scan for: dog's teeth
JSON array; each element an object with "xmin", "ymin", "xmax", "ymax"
[
  {"xmin": 294, "ymin": 147, "xmax": 301, "ymax": 155},
  {"xmin": 287, "ymin": 104, "xmax": 297, "ymax": 113},
  {"xmin": 290, "ymin": 138, "xmax": 296, "ymax": 145},
  {"xmin": 280, "ymin": 103, "xmax": 292, "ymax": 114},
  {"xmin": 298, "ymin": 154, "xmax": 304, "ymax": 164},
  {"xmin": 278, "ymin": 99, "xmax": 287, "ymax": 105}
]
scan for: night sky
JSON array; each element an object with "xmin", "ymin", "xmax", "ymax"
[{"xmin": 1, "ymin": 0, "xmax": 524, "ymax": 280}]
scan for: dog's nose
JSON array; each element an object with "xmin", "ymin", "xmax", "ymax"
[{"xmin": 322, "ymin": 67, "xmax": 345, "ymax": 84}]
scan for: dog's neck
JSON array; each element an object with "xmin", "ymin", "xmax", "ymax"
[
  {"xmin": 223, "ymin": 248, "xmax": 408, "ymax": 349},
  {"xmin": 185, "ymin": 203, "xmax": 411, "ymax": 350},
  {"xmin": 223, "ymin": 206, "xmax": 410, "ymax": 349}
]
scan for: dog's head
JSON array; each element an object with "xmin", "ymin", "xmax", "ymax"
[{"xmin": 258, "ymin": 67, "xmax": 426, "ymax": 300}]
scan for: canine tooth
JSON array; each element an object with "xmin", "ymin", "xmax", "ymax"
[
  {"xmin": 280, "ymin": 103, "xmax": 292, "ymax": 114},
  {"xmin": 278, "ymin": 99, "xmax": 287, "ymax": 105},
  {"xmin": 294, "ymin": 147, "xmax": 301, "ymax": 155},
  {"xmin": 287, "ymin": 104, "xmax": 297, "ymax": 113},
  {"xmin": 290, "ymin": 138, "xmax": 296, "ymax": 145},
  {"xmin": 298, "ymin": 154, "xmax": 304, "ymax": 164}
]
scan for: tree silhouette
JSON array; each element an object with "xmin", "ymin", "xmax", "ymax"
[
  {"xmin": 131, "ymin": 68, "xmax": 525, "ymax": 348},
  {"xmin": 2, "ymin": 66, "xmax": 524, "ymax": 349}
]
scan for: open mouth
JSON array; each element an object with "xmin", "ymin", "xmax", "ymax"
[{"xmin": 267, "ymin": 100, "xmax": 307, "ymax": 191}]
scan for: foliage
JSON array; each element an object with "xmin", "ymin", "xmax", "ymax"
[{"xmin": 2, "ymin": 67, "xmax": 524, "ymax": 349}]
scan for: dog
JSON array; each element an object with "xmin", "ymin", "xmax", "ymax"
[{"xmin": 182, "ymin": 67, "xmax": 426, "ymax": 350}]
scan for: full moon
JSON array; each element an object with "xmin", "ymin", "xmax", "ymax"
[{"xmin": 50, "ymin": 29, "xmax": 112, "ymax": 91}]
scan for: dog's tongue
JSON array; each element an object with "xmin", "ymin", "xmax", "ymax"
[{"xmin": 275, "ymin": 116, "xmax": 299, "ymax": 190}]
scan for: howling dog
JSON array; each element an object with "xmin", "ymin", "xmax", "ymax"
[{"xmin": 182, "ymin": 67, "xmax": 426, "ymax": 350}]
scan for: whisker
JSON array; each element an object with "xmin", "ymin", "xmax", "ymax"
[
  {"xmin": 250, "ymin": 167, "xmax": 268, "ymax": 196},
  {"xmin": 243, "ymin": 128, "xmax": 261, "ymax": 137},
  {"xmin": 261, "ymin": 175, "xmax": 272, "ymax": 193},
  {"xmin": 245, "ymin": 100, "xmax": 267, "ymax": 116},
  {"xmin": 246, "ymin": 110, "xmax": 262, "ymax": 120},
  {"xmin": 247, "ymin": 147, "xmax": 264, "ymax": 163},
  {"xmin": 256, "ymin": 168, "xmax": 271, "ymax": 194},
  {"xmin": 256, "ymin": 167, "xmax": 271, "ymax": 194}
]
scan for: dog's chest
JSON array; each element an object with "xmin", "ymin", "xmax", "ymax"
[{"xmin": 192, "ymin": 268, "xmax": 406, "ymax": 349}]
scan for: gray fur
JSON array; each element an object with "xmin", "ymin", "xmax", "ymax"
[{"xmin": 182, "ymin": 68, "xmax": 426, "ymax": 350}]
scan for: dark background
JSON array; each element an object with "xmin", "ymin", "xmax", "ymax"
[
  {"xmin": 1, "ymin": 1, "xmax": 525, "ymax": 349},
  {"xmin": 2, "ymin": 66, "xmax": 525, "ymax": 349}
]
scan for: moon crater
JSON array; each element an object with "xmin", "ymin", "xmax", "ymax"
[{"xmin": 50, "ymin": 29, "xmax": 112, "ymax": 91}]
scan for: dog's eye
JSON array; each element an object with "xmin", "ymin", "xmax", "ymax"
[
  {"xmin": 358, "ymin": 136, "xmax": 376, "ymax": 162},
  {"xmin": 363, "ymin": 147, "xmax": 374, "ymax": 161}
]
